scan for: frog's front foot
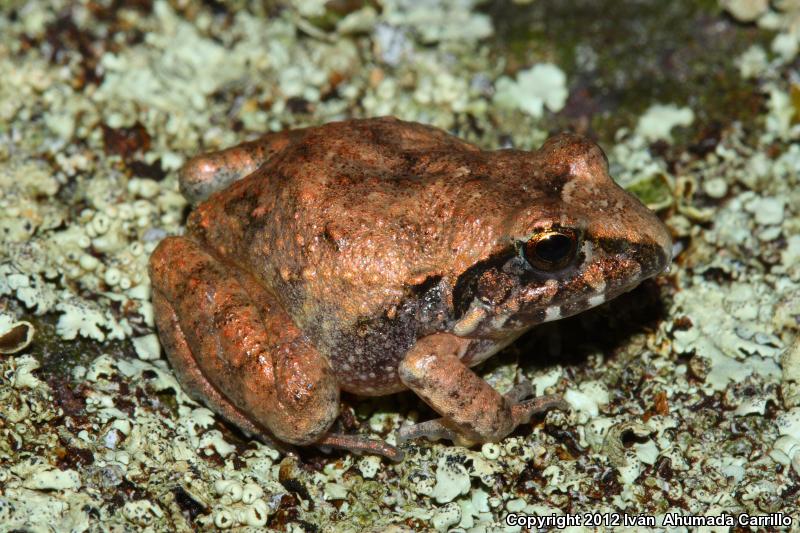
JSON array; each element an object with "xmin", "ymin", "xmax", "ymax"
[
  {"xmin": 397, "ymin": 333, "xmax": 569, "ymax": 446},
  {"xmin": 397, "ymin": 395, "xmax": 568, "ymax": 446}
]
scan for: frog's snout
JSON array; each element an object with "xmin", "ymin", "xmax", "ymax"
[
  {"xmin": 601, "ymin": 186, "xmax": 674, "ymax": 283},
  {"xmin": 643, "ymin": 216, "xmax": 674, "ymax": 279}
]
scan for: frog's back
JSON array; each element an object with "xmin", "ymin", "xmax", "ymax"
[
  {"xmin": 249, "ymin": 120, "xmax": 546, "ymax": 307},
  {"xmin": 192, "ymin": 118, "xmax": 565, "ymax": 311},
  {"xmin": 186, "ymin": 118, "xmax": 589, "ymax": 377}
]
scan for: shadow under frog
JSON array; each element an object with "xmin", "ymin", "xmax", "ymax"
[{"xmin": 148, "ymin": 117, "xmax": 672, "ymax": 461}]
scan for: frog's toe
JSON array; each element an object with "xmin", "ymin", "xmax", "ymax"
[
  {"xmin": 504, "ymin": 377, "xmax": 535, "ymax": 403},
  {"xmin": 397, "ymin": 419, "xmax": 474, "ymax": 447},
  {"xmin": 510, "ymin": 394, "xmax": 570, "ymax": 426},
  {"xmin": 316, "ymin": 433, "xmax": 404, "ymax": 462}
]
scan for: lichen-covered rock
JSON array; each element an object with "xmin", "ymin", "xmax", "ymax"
[{"xmin": 1, "ymin": 0, "xmax": 799, "ymax": 530}]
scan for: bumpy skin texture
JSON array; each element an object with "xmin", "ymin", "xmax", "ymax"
[{"xmin": 149, "ymin": 117, "xmax": 672, "ymax": 460}]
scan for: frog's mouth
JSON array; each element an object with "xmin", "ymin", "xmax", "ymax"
[{"xmin": 522, "ymin": 237, "xmax": 671, "ymax": 324}]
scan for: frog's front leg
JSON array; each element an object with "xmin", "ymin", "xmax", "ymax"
[
  {"xmin": 397, "ymin": 333, "xmax": 568, "ymax": 445},
  {"xmin": 179, "ymin": 129, "xmax": 307, "ymax": 204}
]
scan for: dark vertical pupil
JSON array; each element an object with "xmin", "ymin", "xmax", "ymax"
[{"xmin": 534, "ymin": 234, "xmax": 573, "ymax": 263}]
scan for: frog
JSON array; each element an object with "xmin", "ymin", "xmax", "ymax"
[{"xmin": 148, "ymin": 117, "xmax": 672, "ymax": 461}]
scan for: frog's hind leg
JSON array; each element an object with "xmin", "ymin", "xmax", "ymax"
[
  {"xmin": 151, "ymin": 288, "xmax": 294, "ymax": 454},
  {"xmin": 397, "ymin": 333, "xmax": 569, "ymax": 446},
  {"xmin": 179, "ymin": 129, "xmax": 309, "ymax": 204},
  {"xmin": 149, "ymin": 236, "xmax": 339, "ymax": 446}
]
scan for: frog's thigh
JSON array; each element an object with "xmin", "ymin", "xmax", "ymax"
[
  {"xmin": 180, "ymin": 130, "xmax": 303, "ymax": 204},
  {"xmin": 151, "ymin": 289, "xmax": 282, "ymax": 446},
  {"xmin": 398, "ymin": 333, "xmax": 517, "ymax": 443},
  {"xmin": 149, "ymin": 236, "xmax": 338, "ymax": 445}
]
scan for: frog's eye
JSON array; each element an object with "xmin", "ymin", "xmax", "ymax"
[{"xmin": 523, "ymin": 229, "xmax": 579, "ymax": 271}]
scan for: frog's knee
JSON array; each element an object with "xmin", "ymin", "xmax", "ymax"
[{"xmin": 263, "ymin": 341, "xmax": 340, "ymax": 445}]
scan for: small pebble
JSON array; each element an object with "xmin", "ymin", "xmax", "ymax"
[
  {"xmin": 481, "ymin": 442, "xmax": 501, "ymax": 460},
  {"xmin": 214, "ymin": 509, "xmax": 235, "ymax": 529},
  {"xmin": 92, "ymin": 213, "xmax": 111, "ymax": 235},
  {"xmin": 104, "ymin": 267, "xmax": 121, "ymax": 286},
  {"xmin": 703, "ymin": 177, "xmax": 728, "ymax": 198},
  {"xmin": 79, "ymin": 254, "xmax": 100, "ymax": 271}
]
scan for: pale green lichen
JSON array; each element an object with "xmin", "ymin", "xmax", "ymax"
[
  {"xmin": 492, "ymin": 63, "xmax": 569, "ymax": 118},
  {"xmin": 563, "ymin": 380, "xmax": 610, "ymax": 419},
  {"xmin": 1, "ymin": 0, "xmax": 800, "ymax": 530},
  {"xmin": 608, "ymin": 131, "xmax": 675, "ymax": 211},
  {"xmin": 722, "ymin": 0, "xmax": 800, "ymax": 61},
  {"xmin": 635, "ymin": 103, "xmax": 695, "ymax": 142},
  {"xmin": 382, "ymin": 0, "xmax": 493, "ymax": 44},
  {"xmin": 431, "ymin": 453, "xmax": 472, "ymax": 504},
  {"xmin": 670, "ymin": 278, "xmax": 784, "ymax": 390}
]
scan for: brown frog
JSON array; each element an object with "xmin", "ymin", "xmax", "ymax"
[{"xmin": 149, "ymin": 117, "xmax": 672, "ymax": 461}]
